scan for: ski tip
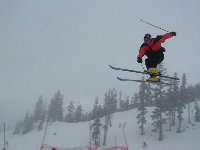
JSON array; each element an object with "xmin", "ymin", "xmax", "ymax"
[
  {"xmin": 117, "ymin": 77, "xmax": 128, "ymax": 81},
  {"xmin": 109, "ymin": 65, "xmax": 120, "ymax": 70},
  {"xmin": 109, "ymin": 65, "xmax": 114, "ymax": 68},
  {"xmin": 117, "ymin": 77, "xmax": 123, "ymax": 81}
]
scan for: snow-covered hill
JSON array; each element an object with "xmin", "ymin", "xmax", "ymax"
[{"xmin": 1, "ymin": 102, "xmax": 200, "ymax": 150}]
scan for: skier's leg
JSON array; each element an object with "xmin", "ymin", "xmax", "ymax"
[
  {"xmin": 145, "ymin": 57, "xmax": 159, "ymax": 74},
  {"xmin": 155, "ymin": 51, "xmax": 164, "ymax": 65},
  {"xmin": 145, "ymin": 54, "xmax": 159, "ymax": 82}
]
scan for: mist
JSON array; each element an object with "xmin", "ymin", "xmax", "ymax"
[{"xmin": 1, "ymin": 0, "xmax": 200, "ymax": 128}]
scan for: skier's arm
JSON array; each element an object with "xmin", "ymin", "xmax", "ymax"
[
  {"xmin": 137, "ymin": 45, "xmax": 149, "ymax": 58},
  {"xmin": 156, "ymin": 32, "xmax": 176, "ymax": 44},
  {"xmin": 151, "ymin": 32, "xmax": 176, "ymax": 50},
  {"xmin": 161, "ymin": 32, "xmax": 174, "ymax": 42}
]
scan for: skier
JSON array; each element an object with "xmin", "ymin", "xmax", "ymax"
[{"xmin": 137, "ymin": 32, "xmax": 176, "ymax": 81}]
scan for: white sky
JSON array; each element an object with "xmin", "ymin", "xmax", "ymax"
[{"xmin": 1, "ymin": 0, "xmax": 200, "ymax": 126}]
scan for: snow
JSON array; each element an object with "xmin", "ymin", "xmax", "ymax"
[{"xmin": 1, "ymin": 102, "xmax": 200, "ymax": 150}]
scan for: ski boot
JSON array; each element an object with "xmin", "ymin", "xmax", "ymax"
[
  {"xmin": 146, "ymin": 67, "xmax": 159, "ymax": 74},
  {"xmin": 146, "ymin": 68, "xmax": 160, "ymax": 82},
  {"xmin": 146, "ymin": 75, "xmax": 160, "ymax": 82}
]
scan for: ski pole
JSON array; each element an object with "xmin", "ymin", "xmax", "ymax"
[
  {"xmin": 141, "ymin": 63, "xmax": 145, "ymax": 71},
  {"xmin": 141, "ymin": 63, "xmax": 148, "ymax": 78},
  {"xmin": 141, "ymin": 19, "xmax": 170, "ymax": 32}
]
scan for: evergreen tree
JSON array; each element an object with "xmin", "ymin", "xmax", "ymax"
[
  {"xmin": 165, "ymin": 72, "xmax": 179, "ymax": 130},
  {"xmin": 92, "ymin": 97, "xmax": 102, "ymax": 119},
  {"xmin": 130, "ymin": 96, "xmax": 134, "ymax": 109},
  {"xmin": 131, "ymin": 93, "xmax": 139, "ymax": 108},
  {"xmin": 165, "ymin": 79, "xmax": 174, "ymax": 130},
  {"xmin": 186, "ymin": 85, "xmax": 197, "ymax": 124},
  {"xmin": 13, "ymin": 120, "xmax": 23, "ymax": 135},
  {"xmin": 75, "ymin": 104, "xmax": 84, "ymax": 122},
  {"xmin": 177, "ymin": 74, "xmax": 187, "ymax": 133},
  {"xmin": 90, "ymin": 117, "xmax": 102, "ymax": 145},
  {"xmin": 47, "ymin": 90, "xmax": 64, "ymax": 122},
  {"xmin": 124, "ymin": 96, "xmax": 130, "ymax": 110},
  {"xmin": 194, "ymin": 102, "xmax": 200, "ymax": 122},
  {"xmin": 103, "ymin": 88, "xmax": 118, "ymax": 115},
  {"xmin": 194, "ymin": 84, "xmax": 200, "ymax": 99},
  {"xmin": 145, "ymin": 81, "xmax": 153, "ymax": 106},
  {"xmin": 34, "ymin": 96, "xmax": 46, "ymax": 122},
  {"xmin": 151, "ymin": 63, "xmax": 167, "ymax": 141},
  {"xmin": 171, "ymin": 73, "xmax": 180, "ymax": 126},
  {"xmin": 103, "ymin": 115, "xmax": 112, "ymax": 146},
  {"xmin": 186, "ymin": 85, "xmax": 196, "ymax": 102},
  {"xmin": 65, "ymin": 100, "xmax": 75, "ymax": 122},
  {"xmin": 119, "ymin": 95, "xmax": 130, "ymax": 111},
  {"xmin": 37, "ymin": 120, "xmax": 44, "ymax": 131},
  {"xmin": 118, "ymin": 91, "xmax": 124, "ymax": 111},
  {"xmin": 22, "ymin": 112, "xmax": 34, "ymax": 134},
  {"xmin": 137, "ymin": 76, "xmax": 148, "ymax": 135}
]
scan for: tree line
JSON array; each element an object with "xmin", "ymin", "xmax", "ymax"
[
  {"xmin": 13, "ymin": 89, "xmax": 131, "ymax": 135},
  {"xmin": 136, "ymin": 63, "xmax": 200, "ymax": 141},
  {"xmin": 13, "ymin": 64, "xmax": 200, "ymax": 144}
]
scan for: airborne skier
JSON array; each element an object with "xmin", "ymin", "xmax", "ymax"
[
  {"xmin": 137, "ymin": 32, "xmax": 176, "ymax": 81},
  {"xmin": 109, "ymin": 20, "xmax": 179, "ymax": 85}
]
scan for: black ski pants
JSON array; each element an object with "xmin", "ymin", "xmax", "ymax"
[{"xmin": 145, "ymin": 50, "xmax": 164, "ymax": 69}]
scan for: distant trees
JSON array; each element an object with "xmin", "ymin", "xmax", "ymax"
[
  {"xmin": 102, "ymin": 90, "xmax": 114, "ymax": 146},
  {"xmin": 34, "ymin": 96, "xmax": 46, "ymax": 131},
  {"xmin": 90, "ymin": 89, "xmax": 116, "ymax": 146},
  {"xmin": 137, "ymin": 76, "xmax": 148, "ymax": 135},
  {"xmin": 119, "ymin": 91, "xmax": 131, "ymax": 111},
  {"xmin": 103, "ymin": 89, "xmax": 118, "ymax": 115},
  {"xmin": 91, "ymin": 97, "xmax": 103, "ymax": 119},
  {"xmin": 47, "ymin": 90, "xmax": 64, "ymax": 122},
  {"xmin": 150, "ymin": 64, "xmax": 168, "ymax": 141},
  {"xmin": 165, "ymin": 72, "xmax": 179, "ymax": 130},
  {"xmin": 13, "ymin": 75, "xmax": 200, "ymax": 144},
  {"xmin": 89, "ymin": 97, "xmax": 102, "ymax": 146},
  {"xmin": 12, "ymin": 86, "xmax": 137, "ymax": 135},
  {"xmin": 13, "ymin": 96, "xmax": 46, "ymax": 134},
  {"xmin": 134, "ymin": 63, "xmax": 200, "ymax": 141},
  {"xmin": 176, "ymin": 74, "xmax": 187, "ymax": 133},
  {"xmin": 90, "ymin": 117, "xmax": 102, "ymax": 145},
  {"xmin": 22, "ymin": 111, "xmax": 34, "ymax": 134},
  {"xmin": 103, "ymin": 115, "xmax": 112, "ymax": 146},
  {"xmin": 64, "ymin": 101, "xmax": 75, "ymax": 122},
  {"xmin": 13, "ymin": 120, "xmax": 23, "ymax": 135},
  {"xmin": 34, "ymin": 96, "xmax": 46, "ymax": 122},
  {"xmin": 75, "ymin": 104, "xmax": 84, "ymax": 122},
  {"xmin": 194, "ymin": 102, "xmax": 200, "ymax": 122}
]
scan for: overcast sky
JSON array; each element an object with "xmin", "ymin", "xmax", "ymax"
[{"xmin": 1, "ymin": 0, "xmax": 200, "ymax": 126}]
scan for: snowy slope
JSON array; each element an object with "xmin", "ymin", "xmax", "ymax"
[{"xmin": 1, "ymin": 102, "xmax": 200, "ymax": 150}]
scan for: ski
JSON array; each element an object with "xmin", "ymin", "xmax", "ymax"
[
  {"xmin": 117, "ymin": 77, "xmax": 174, "ymax": 86},
  {"xmin": 109, "ymin": 65, "xmax": 180, "ymax": 80}
]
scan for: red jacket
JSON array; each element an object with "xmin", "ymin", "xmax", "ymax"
[{"xmin": 137, "ymin": 32, "xmax": 173, "ymax": 58}]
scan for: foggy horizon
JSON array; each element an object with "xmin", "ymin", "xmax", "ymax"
[{"xmin": 1, "ymin": 0, "xmax": 200, "ymax": 128}]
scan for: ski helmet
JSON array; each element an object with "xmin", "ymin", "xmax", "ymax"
[
  {"xmin": 144, "ymin": 33, "xmax": 151, "ymax": 38},
  {"xmin": 144, "ymin": 33, "xmax": 151, "ymax": 43}
]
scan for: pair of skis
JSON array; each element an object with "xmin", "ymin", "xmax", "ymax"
[
  {"xmin": 109, "ymin": 20, "xmax": 179, "ymax": 85},
  {"xmin": 109, "ymin": 65, "xmax": 180, "ymax": 85}
]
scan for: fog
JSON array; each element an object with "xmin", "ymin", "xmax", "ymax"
[{"xmin": 1, "ymin": 0, "xmax": 200, "ymax": 127}]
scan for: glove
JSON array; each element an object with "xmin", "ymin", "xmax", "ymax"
[
  {"xmin": 170, "ymin": 32, "xmax": 176, "ymax": 36},
  {"xmin": 160, "ymin": 47, "xmax": 165, "ymax": 52},
  {"xmin": 137, "ymin": 57, "xmax": 143, "ymax": 63}
]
